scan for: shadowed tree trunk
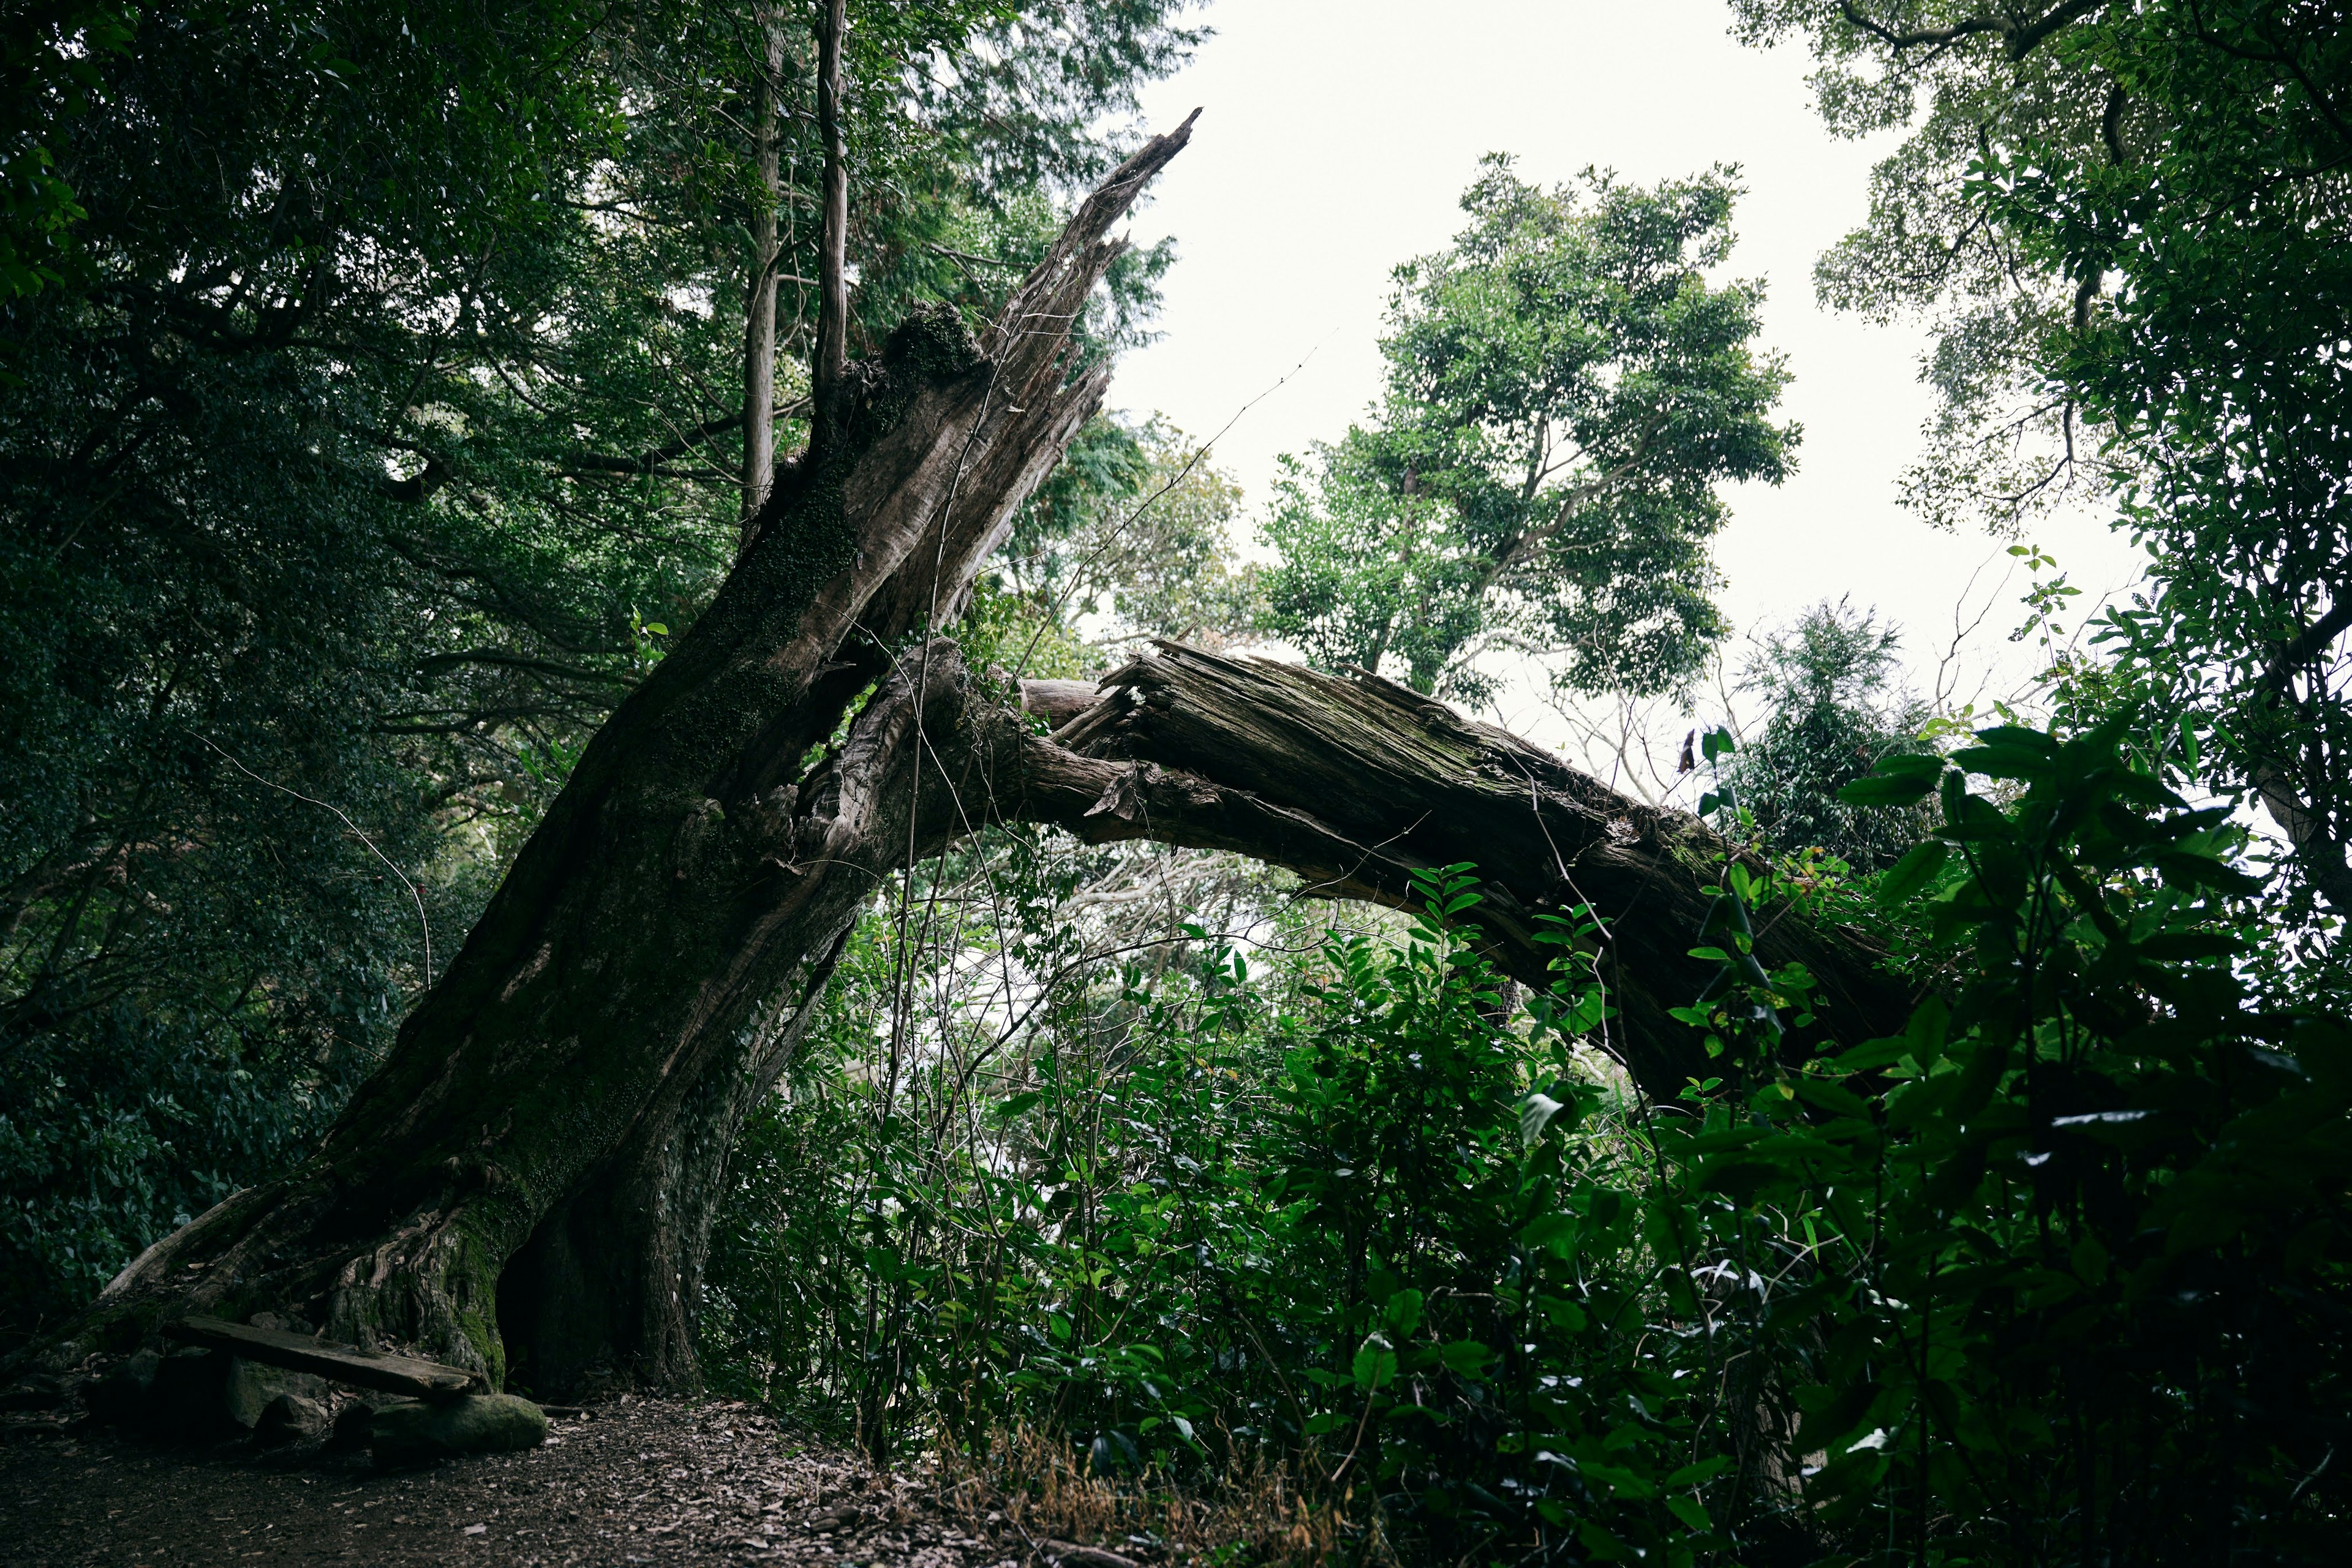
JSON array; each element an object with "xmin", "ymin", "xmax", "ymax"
[
  {"xmin": 44, "ymin": 115, "xmax": 1200, "ymax": 1395},
  {"xmin": 37, "ymin": 111, "xmax": 1912, "ymax": 1398}
]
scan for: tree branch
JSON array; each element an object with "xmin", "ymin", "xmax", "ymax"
[
  {"xmin": 561, "ymin": 403, "xmax": 807, "ymax": 477},
  {"xmin": 1838, "ymin": 0, "xmax": 2102, "ymax": 60}
]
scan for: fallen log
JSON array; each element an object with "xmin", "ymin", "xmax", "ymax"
[
  {"xmin": 1009, "ymin": 644, "xmax": 1918, "ymax": 1097},
  {"xmin": 160, "ymin": 1316, "xmax": 484, "ymax": 1402}
]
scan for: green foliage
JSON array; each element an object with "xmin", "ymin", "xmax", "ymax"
[
  {"xmin": 1722, "ymin": 600, "xmax": 1933, "ymax": 870},
  {"xmin": 710, "ymin": 715, "xmax": 2352, "ymax": 1560},
  {"xmin": 993, "ymin": 413, "xmax": 1259, "ymax": 666},
  {"xmin": 1988, "ymin": 5, "xmax": 2352, "ymax": 940},
  {"xmin": 1734, "ymin": 1, "xmax": 2352, "ymax": 938},
  {"xmin": 0, "ymin": 3, "xmax": 135, "ymax": 299},
  {"xmin": 1261, "ymin": 158, "xmax": 1796, "ymax": 702}
]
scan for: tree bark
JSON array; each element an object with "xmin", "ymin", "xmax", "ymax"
[
  {"xmin": 739, "ymin": 3, "xmax": 788, "ymax": 542},
  {"xmin": 810, "ymin": 0, "xmax": 851, "ymax": 458},
  {"xmin": 998, "ymin": 644, "xmax": 1915, "ymax": 1094}
]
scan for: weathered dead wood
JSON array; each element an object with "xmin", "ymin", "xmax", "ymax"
[
  {"xmin": 1008, "ymin": 645, "xmax": 1917, "ymax": 1096},
  {"xmin": 161, "ymin": 1316, "xmax": 484, "ymax": 1401}
]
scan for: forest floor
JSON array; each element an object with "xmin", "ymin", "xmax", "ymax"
[{"xmin": 0, "ymin": 1396, "xmax": 1046, "ymax": 1567}]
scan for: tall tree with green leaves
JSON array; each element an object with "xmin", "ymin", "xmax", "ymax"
[
  {"xmin": 1262, "ymin": 157, "xmax": 1798, "ymax": 702},
  {"xmin": 0, "ymin": 3, "xmax": 135, "ymax": 298},
  {"xmin": 1723, "ymin": 599, "xmax": 1931, "ymax": 870},
  {"xmin": 1733, "ymin": 2, "xmax": 2352, "ymax": 936}
]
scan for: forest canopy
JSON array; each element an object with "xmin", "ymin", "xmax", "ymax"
[{"xmin": 4, "ymin": 3, "xmax": 2351, "ymax": 1566}]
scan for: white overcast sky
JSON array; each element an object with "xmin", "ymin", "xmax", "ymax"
[{"xmin": 1099, "ymin": 0, "xmax": 2144, "ymax": 744}]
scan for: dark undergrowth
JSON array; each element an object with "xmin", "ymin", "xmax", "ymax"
[{"xmin": 702, "ymin": 722, "xmax": 2352, "ymax": 1564}]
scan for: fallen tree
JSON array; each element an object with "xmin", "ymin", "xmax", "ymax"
[{"xmin": 31, "ymin": 111, "xmax": 1911, "ymax": 1400}]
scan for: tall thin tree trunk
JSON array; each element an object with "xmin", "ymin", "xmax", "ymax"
[
  {"xmin": 740, "ymin": 4, "xmax": 788, "ymax": 545},
  {"xmin": 810, "ymin": 0, "xmax": 850, "ymax": 457}
]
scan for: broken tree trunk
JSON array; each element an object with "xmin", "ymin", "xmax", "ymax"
[
  {"xmin": 1000, "ymin": 644, "xmax": 1917, "ymax": 1094},
  {"xmin": 42, "ymin": 116, "xmax": 1202, "ymax": 1397},
  {"xmin": 33, "ymin": 110, "xmax": 1912, "ymax": 1401}
]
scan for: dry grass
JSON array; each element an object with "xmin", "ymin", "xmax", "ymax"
[{"xmin": 920, "ymin": 1422, "xmax": 1382, "ymax": 1567}]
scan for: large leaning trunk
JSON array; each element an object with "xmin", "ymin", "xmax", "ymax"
[
  {"xmin": 43, "ymin": 118, "xmax": 1200, "ymax": 1394},
  {"xmin": 36, "ymin": 113, "xmax": 1911, "ymax": 1397}
]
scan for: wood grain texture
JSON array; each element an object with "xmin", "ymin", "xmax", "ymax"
[{"xmin": 1003, "ymin": 644, "xmax": 1917, "ymax": 1097}]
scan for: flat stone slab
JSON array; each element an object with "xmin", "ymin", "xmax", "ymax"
[{"xmin": 160, "ymin": 1316, "xmax": 485, "ymax": 1402}]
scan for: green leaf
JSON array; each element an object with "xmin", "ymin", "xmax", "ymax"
[
  {"xmin": 1788, "ymin": 1075, "xmax": 1871, "ymax": 1118},
  {"xmin": 1437, "ymin": 1339, "xmax": 1491, "ymax": 1377},
  {"xmin": 1536, "ymin": 1293, "xmax": 1588, "ymax": 1332},
  {"xmin": 1664, "ymin": 1456, "xmax": 1731, "ymax": 1487},
  {"xmin": 1795, "ymin": 1378, "xmax": 1879, "ymax": 1452},
  {"xmin": 1665, "ymin": 1494, "xmax": 1711, "ymax": 1533},
  {"xmin": 1352, "ymin": 1339, "xmax": 1398, "ymax": 1390},
  {"xmin": 1522, "ymin": 1213, "xmax": 1579, "ymax": 1256},
  {"xmin": 1874, "ymin": 840, "xmax": 1949, "ymax": 905},
  {"xmin": 1951, "ymin": 744, "xmax": 2051, "ymax": 781},
  {"xmin": 1521, "ymin": 1091, "xmax": 1575, "ymax": 1146},
  {"xmin": 1839, "ymin": 772, "xmax": 1936, "ymax": 807},
  {"xmin": 1872, "ymin": 752, "xmax": 1947, "ymax": 780},
  {"xmin": 1828, "ymin": 1036, "xmax": 1912, "ymax": 1074},
  {"xmin": 1973, "ymin": 725, "xmax": 2058, "ymax": 754},
  {"xmin": 2136, "ymin": 930, "xmax": 2239, "ymax": 962},
  {"xmin": 1904, "ymin": 996, "xmax": 1950, "ymax": 1068}
]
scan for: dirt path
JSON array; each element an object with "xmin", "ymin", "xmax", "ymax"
[{"xmin": 1, "ymin": 1398, "xmax": 1027, "ymax": 1567}]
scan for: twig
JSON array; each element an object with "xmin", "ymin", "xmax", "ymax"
[{"xmin": 192, "ymin": 733, "xmax": 434, "ymax": 982}]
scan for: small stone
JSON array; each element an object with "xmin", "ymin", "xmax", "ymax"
[
  {"xmin": 253, "ymin": 1392, "xmax": 329, "ymax": 1446},
  {"xmin": 371, "ymin": 1393, "xmax": 548, "ymax": 1463}
]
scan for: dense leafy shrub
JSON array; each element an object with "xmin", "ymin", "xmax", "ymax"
[{"xmin": 706, "ymin": 717, "xmax": 2352, "ymax": 1562}]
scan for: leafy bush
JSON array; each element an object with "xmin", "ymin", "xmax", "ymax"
[{"xmin": 706, "ymin": 717, "xmax": 2352, "ymax": 1562}]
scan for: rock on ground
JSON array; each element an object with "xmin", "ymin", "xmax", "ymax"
[
  {"xmin": 371, "ymin": 1393, "xmax": 549, "ymax": 1463},
  {"xmin": 0, "ymin": 1396, "xmax": 1029, "ymax": 1567}
]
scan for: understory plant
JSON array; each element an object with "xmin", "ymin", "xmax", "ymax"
[{"xmin": 705, "ymin": 723, "xmax": 2351, "ymax": 1563}]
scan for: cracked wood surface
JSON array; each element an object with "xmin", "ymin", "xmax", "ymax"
[{"xmin": 1008, "ymin": 644, "xmax": 1917, "ymax": 1096}]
